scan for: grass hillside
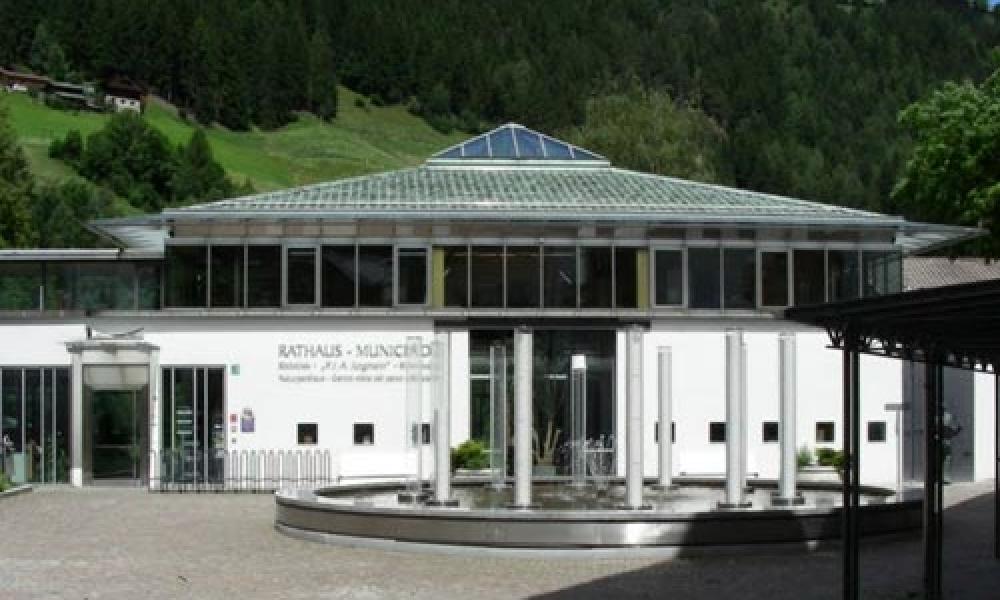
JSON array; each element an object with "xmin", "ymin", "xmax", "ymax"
[{"xmin": 2, "ymin": 88, "xmax": 469, "ymax": 193}]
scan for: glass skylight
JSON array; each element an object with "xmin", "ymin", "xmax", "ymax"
[{"xmin": 432, "ymin": 124, "xmax": 607, "ymax": 162}]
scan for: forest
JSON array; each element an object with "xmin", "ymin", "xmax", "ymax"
[{"xmin": 1, "ymin": 0, "xmax": 1000, "ymax": 249}]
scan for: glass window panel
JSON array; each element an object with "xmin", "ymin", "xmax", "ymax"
[
  {"xmin": 2, "ymin": 370, "xmax": 23, "ymax": 458},
  {"xmin": 863, "ymin": 251, "xmax": 902, "ymax": 297},
  {"xmin": 543, "ymin": 246, "xmax": 577, "ymax": 308},
  {"xmin": 828, "ymin": 250, "xmax": 860, "ymax": 302},
  {"xmin": 397, "ymin": 248, "xmax": 427, "ymax": 305},
  {"xmin": 542, "ymin": 137, "xmax": 572, "ymax": 159},
  {"xmin": 868, "ymin": 421, "xmax": 887, "ymax": 443},
  {"xmin": 709, "ymin": 422, "xmax": 726, "ymax": 443},
  {"xmin": 44, "ymin": 263, "xmax": 74, "ymax": 310},
  {"xmin": 571, "ymin": 146, "xmax": 603, "ymax": 161},
  {"xmin": 506, "ymin": 246, "xmax": 540, "ymax": 308},
  {"xmin": 75, "ymin": 263, "xmax": 136, "ymax": 310},
  {"xmin": 654, "ymin": 250, "xmax": 683, "ymax": 306},
  {"xmin": 358, "ymin": 245, "xmax": 392, "ymax": 307},
  {"xmin": 437, "ymin": 147, "xmax": 461, "ymax": 159},
  {"xmin": 723, "ymin": 248, "xmax": 756, "ymax": 309},
  {"xmin": 762, "ymin": 422, "xmax": 779, "ymax": 443},
  {"xmin": 761, "ymin": 251, "xmax": 789, "ymax": 307},
  {"xmin": 297, "ymin": 423, "xmax": 318, "ymax": 445},
  {"xmin": 353, "ymin": 423, "xmax": 375, "ymax": 445},
  {"xmin": 210, "ymin": 246, "xmax": 243, "ymax": 308},
  {"xmin": 816, "ymin": 422, "xmax": 836, "ymax": 443},
  {"xmin": 461, "ymin": 135, "xmax": 489, "ymax": 158},
  {"xmin": 513, "ymin": 128, "xmax": 544, "ymax": 158},
  {"xmin": 137, "ymin": 263, "xmax": 161, "ymax": 309},
  {"xmin": 321, "ymin": 246, "xmax": 356, "ymax": 307},
  {"xmin": 579, "ymin": 247, "xmax": 612, "ymax": 308},
  {"xmin": 488, "ymin": 128, "xmax": 516, "ymax": 158},
  {"xmin": 26, "ymin": 369, "xmax": 41, "ymax": 482},
  {"xmin": 793, "ymin": 250, "xmax": 826, "ymax": 306},
  {"xmin": 54, "ymin": 368, "xmax": 69, "ymax": 482},
  {"xmin": 470, "ymin": 246, "xmax": 503, "ymax": 308},
  {"xmin": 688, "ymin": 248, "xmax": 721, "ymax": 309},
  {"xmin": 206, "ymin": 367, "xmax": 226, "ymax": 483},
  {"xmin": 165, "ymin": 246, "xmax": 207, "ymax": 308},
  {"xmin": 615, "ymin": 247, "xmax": 639, "ymax": 308},
  {"xmin": 286, "ymin": 247, "xmax": 316, "ymax": 305},
  {"xmin": 443, "ymin": 246, "xmax": 468, "ymax": 308},
  {"xmin": 246, "ymin": 245, "xmax": 281, "ymax": 307},
  {"xmin": 0, "ymin": 262, "xmax": 42, "ymax": 310}
]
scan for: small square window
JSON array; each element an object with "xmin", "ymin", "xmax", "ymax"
[
  {"xmin": 867, "ymin": 421, "xmax": 887, "ymax": 443},
  {"xmin": 654, "ymin": 421, "xmax": 676, "ymax": 444},
  {"xmin": 421, "ymin": 422, "xmax": 431, "ymax": 445},
  {"xmin": 354, "ymin": 423, "xmax": 375, "ymax": 446},
  {"xmin": 709, "ymin": 422, "xmax": 726, "ymax": 443},
  {"xmin": 297, "ymin": 423, "xmax": 318, "ymax": 445},
  {"xmin": 816, "ymin": 422, "xmax": 835, "ymax": 443},
  {"xmin": 762, "ymin": 422, "xmax": 779, "ymax": 443}
]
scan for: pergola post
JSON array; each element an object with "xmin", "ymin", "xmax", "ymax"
[
  {"xmin": 995, "ymin": 371, "xmax": 999, "ymax": 561},
  {"xmin": 720, "ymin": 329, "xmax": 750, "ymax": 509},
  {"xmin": 842, "ymin": 335, "xmax": 861, "ymax": 600},
  {"xmin": 774, "ymin": 332, "xmax": 802, "ymax": 506},
  {"xmin": 655, "ymin": 346, "xmax": 675, "ymax": 490},
  {"xmin": 511, "ymin": 327, "xmax": 534, "ymax": 509},
  {"xmin": 623, "ymin": 326, "xmax": 649, "ymax": 510},
  {"xmin": 924, "ymin": 359, "xmax": 944, "ymax": 599}
]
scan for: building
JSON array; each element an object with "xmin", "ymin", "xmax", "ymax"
[
  {"xmin": 0, "ymin": 67, "xmax": 51, "ymax": 93},
  {"xmin": 102, "ymin": 76, "xmax": 145, "ymax": 113},
  {"xmin": 0, "ymin": 124, "xmax": 992, "ymax": 490}
]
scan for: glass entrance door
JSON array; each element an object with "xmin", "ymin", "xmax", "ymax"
[{"xmin": 91, "ymin": 390, "xmax": 141, "ymax": 479}]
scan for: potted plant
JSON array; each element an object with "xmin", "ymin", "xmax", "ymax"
[
  {"xmin": 797, "ymin": 446, "xmax": 841, "ymax": 483},
  {"xmin": 816, "ymin": 448, "xmax": 846, "ymax": 481},
  {"xmin": 451, "ymin": 440, "xmax": 491, "ymax": 477}
]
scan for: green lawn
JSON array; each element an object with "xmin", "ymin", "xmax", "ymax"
[{"xmin": 2, "ymin": 88, "xmax": 468, "ymax": 192}]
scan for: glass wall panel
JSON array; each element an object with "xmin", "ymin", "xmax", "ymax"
[
  {"xmin": 469, "ymin": 246, "xmax": 504, "ymax": 308},
  {"xmin": 761, "ymin": 251, "xmax": 789, "ymax": 307},
  {"xmin": 543, "ymin": 246, "xmax": 577, "ymax": 308},
  {"xmin": 210, "ymin": 246, "xmax": 243, "ymax": 308},
  {"xmin": 165, "ymin": 246, "xmax": 207, "ymax": 308},
  {"xmin": 44, "ymin": 263, "xmax": 74, "ymax": 310},
  {"xmin": 863, "ymin": 251, "xmax": 902, "ymax": 297},
  {"xmin": 443, "ymin": 246, "xmax": 468, "ymax": 308},
  {"xmin": 246, "ymin": 245, "xmax": 281, "ymax": 307},
  {"xmin": 321, "ymin": 245, "xmax": 356, "ymax": 307},
  {"xmin": 506, "ymin": 246, "xmax": 540, "ymax": 308},
  {"xmin": 0, "ymin": 262, "xmax": 42, "ymax": 310},
  {"xmin": 76, "ymin": 263, "xmax": 136, "ymax": 310},
  {"xmin": 579, "ymin": 247, "xmax": 612, "ymax": 308},
  {"xmin": 793, "ymin": 249, "xmax": 826, "ymax": 306},
  {"xmin": 723, "ymin": 248, "xmax": 756, "ymax": 309},
  {"xmin": 688, "ymin": 247, "xmax": 721, "ymax": 309},
  {"xmin": 654, "ymin": 250, "xmax": 683, "ymax": 306},
  {"xmin": 137, "ymin": 263, "xmax": 161, "ymax": 309},
  {"xmin": 25, "ymin": 369, "xmax": 41, "ymax": 482},
  {"xmin": 161, "ymin": 367, "xmax": 225, "ymax": 485},
  {"xmin": 468, "ymin": 331, "xmax": 513, "ymax": 444},
  {"xmin": 358, "ymin": 245, "xmax": 393, "ymax": 307},
  {"xmin": 828, "ymin": 249, "xmax": 860, "ymax": 302},
  {"xmin": 1, "ymin": 370, "xmax": 23, "ymax": 480},
  {"xmin": 54, "ymin": 368, "xmax": 69, "ymax": 482},
  {"xmin": 286, "ymin": 247, "xmax": 317, "ymax": 305},
  {"xmin": 614, "ymin": 247, "xmax": 639, "ymax": 308},
  {"xmin": 397, "ymin": 248, "xmax": 427, "ymax": 305}
]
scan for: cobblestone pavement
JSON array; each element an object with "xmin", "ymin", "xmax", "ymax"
[{"xmin": 1, "ymin": 482, "xmax": 997, "ymax": 599}]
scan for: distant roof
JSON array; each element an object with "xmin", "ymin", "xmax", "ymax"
[
  {"xmin": 430, "ymin": 124, "xmax": 607, "ymax": 164},
  {"xmin": 904, "ymin": 256, "xmax": 1000, "ymax": 291}
]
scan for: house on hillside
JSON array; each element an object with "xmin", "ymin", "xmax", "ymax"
[
  {"xmin": 0, "ymin": 67, "xmax": 51, "ymax": 93},
  {"xmin": 102, "ymin": 76, "xmax": 145, "ymax": 113},
  {"xmin": 46, "ymin": 80, "xmax": 100, "ymax": 111}
]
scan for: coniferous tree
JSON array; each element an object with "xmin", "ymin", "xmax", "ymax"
[
  {"xmin": 0, "ymin": 105, "xmax": 38, "ymax": 248},
  {"xmin": 170, "ymin": 129, "xmax": 234, "ymax": 203},
  {"xmin": 307, "ymin": 26, "xmax": 338, "ymax": 120}
]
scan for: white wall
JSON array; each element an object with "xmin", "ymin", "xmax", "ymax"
[{"xmin": 974, "ymin": 372, "xmax": 996, "ymax": 482}]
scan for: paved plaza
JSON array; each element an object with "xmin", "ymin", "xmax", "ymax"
[{"xmin": 1, "ymin": 482, "xmax": 997, "ymax": 599}]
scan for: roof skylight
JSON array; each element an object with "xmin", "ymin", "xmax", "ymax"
[{"xmin": 430, "ymin": 123, "xmax": 607, "ymax": 164}]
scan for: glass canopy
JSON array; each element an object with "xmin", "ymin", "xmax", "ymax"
[{"xmin": 431, "ymin": 124, "xmax": 607, "ymax": 163}]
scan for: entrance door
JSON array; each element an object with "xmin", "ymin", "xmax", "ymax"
[{"xmin": 91, "ymin": 390, "xmax": 141, "ymax": 480}]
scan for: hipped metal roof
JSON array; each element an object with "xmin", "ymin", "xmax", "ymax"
[{"xmin": 87, "ymin": 124, "xmax": 980, "ymax": 252}]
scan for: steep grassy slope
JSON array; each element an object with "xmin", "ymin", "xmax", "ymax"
[{"xmin": 2, "ymin": 87, "xmax": 468, "ymax": 192}]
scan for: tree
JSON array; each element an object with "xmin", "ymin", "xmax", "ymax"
[
  {"xmin": 28, "ymin": 21, "xmax": 69, "ymax": 79},
  {"xmin": 33, "ymin": 180, "xmax": 118, "ymax": 248},
  {"xmin": 170, "ymin": 129, "xmax": 235, "ymax": 204},
  {"xmin": 306, "ymin": 26, "xmax": 338, "ymax": 120},
  {"xmin": 893, "ymin": 63, "xmax": 1000, "ymax": 254},
  {"xmin": 0, "ymin": 104, "xmax": 37, "ymax": 248}
]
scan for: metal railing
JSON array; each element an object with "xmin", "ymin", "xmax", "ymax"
[{"xmin": 151, "ymin": 449, "xmax": 336, "ymax": 492}]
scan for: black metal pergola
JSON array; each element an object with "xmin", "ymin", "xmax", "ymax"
[{"xmin": 786, "ymin": 279, "xmax": 1000, "ymax": 600}]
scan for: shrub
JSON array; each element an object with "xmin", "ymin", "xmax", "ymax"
[
  {"xmin": 816, "ymin": 448, "xmax": 845, "ymax": 471},
  {"xmin": 0, "ymin": 472, "xmax": 11, "ymax": 493},
  {"xmin": 796, "ymin": 446, "xmax": 814, "ymax": 468},
  {"xmin": 451, "ymin": 440, "xmax": 489, "ymax": 471}
]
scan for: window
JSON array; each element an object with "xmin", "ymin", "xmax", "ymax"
[
  {"xmin": 286, "ymin": 247, "xmax": 317, "ymax": 305},
  {"xmin": 709, "ymin": 422, "xmax": 726, "ymax": 443},
  {"xmin": 137, "ymin": 263, "xmax": 161, "ymax": 309},
  {"xmin": 543, "ymin": 246, "xmax": 577, "ymax": 308},
  {"xmin": 762, "ymin": 421, "xmax": 779, "ymax": 443},
  {"xmin": 358, "ymin": 246, "xmax": 393, "ymax": 307},
  {"xmin": 816, "ymin": 421, "xmax": 835, "ymax": 443},
  {"xmin": 654, "ymin": 250, "xmax": 683, "ymax": 306},
  {"xmin": 397, "ymin": 248, "xmax": 427, "ymax": 304},
  {"xmin": 443, "ymin": 246, "xmax": 468, "ymax": 307},
  {"xmin": 867, "ymin": 421, "xmax": 887, "ymax": 443},
  {"xmin": 470, "ymin": 246, "xmax": 504, "ymax": 307},
  {"xmin": 793, "ymin": 250, "xmax": 825, "ymax": 306},
  {"xmin": 210, "ymin": 246, "xmax": 243, "ymax": 307},
  {"xmin": 828, "ymin": 250, "xmax": 860, "ymax": 302},
  {"xmin": 73, "ymin": 262, "xmax": 137, "ymax": 310},
  {"xmin": 321, "ymin": 245, "xmax": 356, "ymax": 307},
  {"xmin": 579, "ymin": 246, "xmax": 612, "ymax": 308},
  {"xmin": 165, "ymin": 246, "xmax": 207, "ymax": 307},
  {"xmin": 655, "ymin": 421, "xmax": 675, "ymax": 443},
  {"xmin": 297, "ymin": 423, "xmax": 318, "ymax": 445},
  {"xmin": 0, "ymin": 262, "xmax": 43, "ymax": 310},
  {"xmin": 863, "ymin": 251, "xmax": 902, "ymax": 297},
  {"xmin": 760, "ymin": 251, "xmax": 788, "ymax": 307},
  {"xmin": 688, "ymin": 248, "xmax": 721, "ymax": 309},
  {"xmin": 506, "ymin": 246, "xmax": 540, "ymax": 308},
  {"xmin": 614, "ymin": 247, "xmax": 639, "ymax": 308},
  {"xmin": 421, "ymin": 422, "xmax": 431, "ymax": 445},
  {"xmin": 353, "ymin": 423, "xmax": 375, "ymax": 445},
  {"xmin": 723, "ymin": 248, "xmax": 756, "ymax": 309},
  {"xmin": 246, "ymin": 245, "xmax": 281, "ymax": 307}
]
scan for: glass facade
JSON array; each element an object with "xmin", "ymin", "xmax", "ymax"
[
  {"xmin": 358, "ymin": 245, "xmax": 393, "ymax": 307},
  {"xmin": 0, "ymin": 367, "xmax": 70, "ymax": 484},
  {"xmin": 210, "ymin": 246, "xmax": 243, "ymax": 308},
  {"xmin": 506, "ymin": 246, "xmax": 540, "ymax": 308},
  {"xmin": 579, "ymin": 247, "xmax": 612, "ymax": 308},
  {"xmin": 723, "ymin": 248, "xmax": 756, "ymax": 309},
  {"xmin": 286, "ymin": 247, "xmax": 317, "ymax": 305},
  {"xmin": 0, "ymin": 262, "xmax": 42, "ymax": 310},
  {"xmin": 443, "ymin": 246, "xmax": 469, "ymax": 307},
  {"xmin": 654, "ymin": 250, "xmax": 683, "ymax": 306},
  {"xmin": 543, "ymin": 246, "xmax": 577, "ymax": 308},
  {"xmin": 793, "ymin": 250, "xmax": 826, "ymax": 306},
  {"xmin": 761, "ymin": 251, "xmax": 789, "ymax": 307},
  {"xmin": 470, "ymin": 246, "xmax": 504, "ymax": 308},
  {"xmin": 397, "ymin": 248, "xmax": 427, "ymax": 305},
  {"xmin": 161, "ymin": 366, "xmax": 225, "ymax": 485},
  {"xmin": 614, "ymin": 247, "xmax": 639, "ymax": 309},
  {"xmin": 165, "ymin": 245, "xmax": 207, "ymax": 307},
  {"xmin": 246, "ymin": 245, "xmax": 281, "ymax": 307},
  {"xmin": 322, "ymin": 245, "xmax": 356, "ymax": 307},
  {"xmin": 828, "ymin": 249, "xmax": 860, "ymax": 302},
  {"xmin": 688, "ymin": 248, "xmax": 721, "ymax": 309}
]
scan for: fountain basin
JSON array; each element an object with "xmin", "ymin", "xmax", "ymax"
[{"xmin": 275, "ymin": 478, "xmax": 920, "ymax": 551}]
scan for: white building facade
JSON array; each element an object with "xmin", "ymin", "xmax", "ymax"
[{"xmin": 0, "ymin": 125, "xmax": 991, "ymax": 490}]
